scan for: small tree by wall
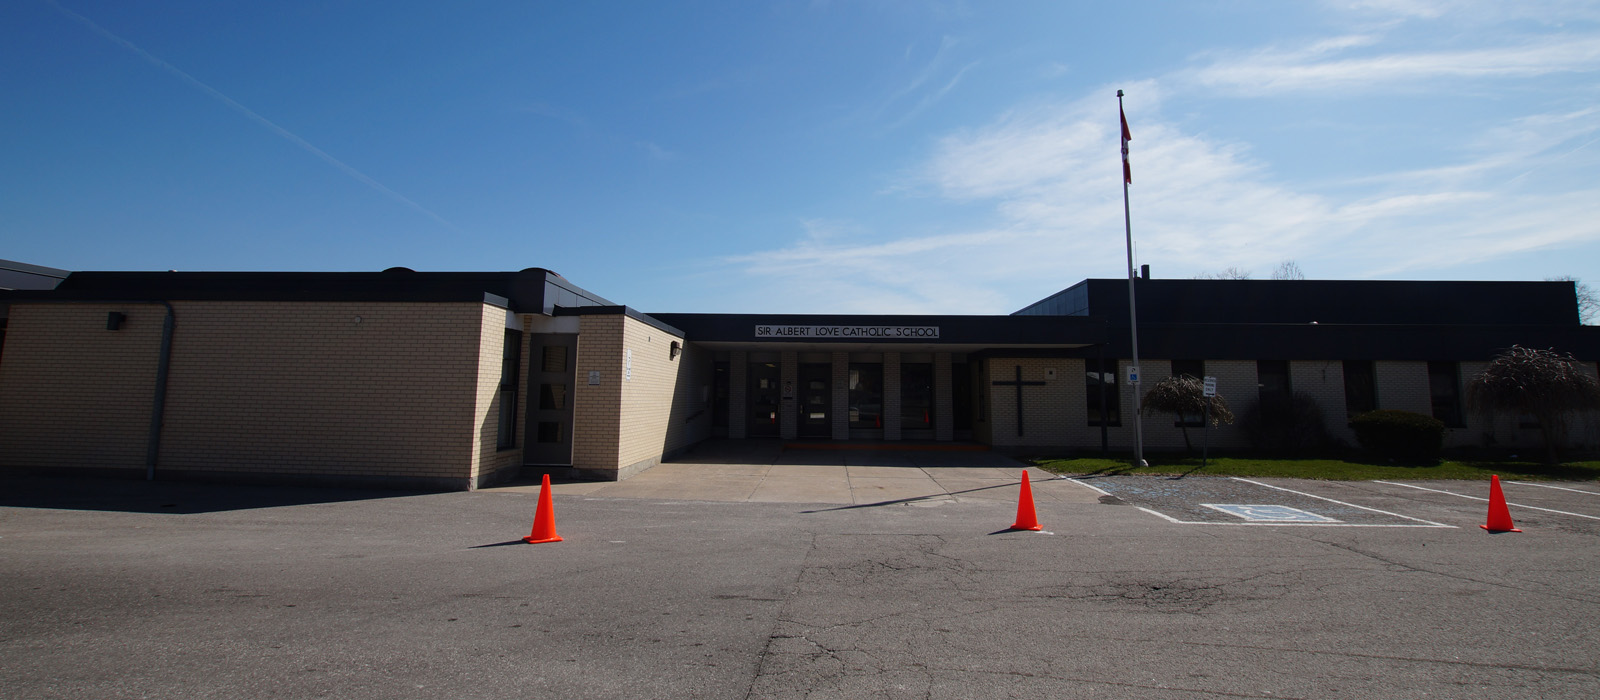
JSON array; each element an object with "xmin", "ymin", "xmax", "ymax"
[
  {"xmin": 1141, "ymin": 375, "xmax": 1235, "ymax": 453},
  {"xmin": 1467, "ymin": 345, "xmax": 1600, "ymax": 464}
]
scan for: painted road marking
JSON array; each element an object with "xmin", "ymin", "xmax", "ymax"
[
  {"xmin": 1374, "ymin": 481, "xmax": 1600, "ymax": 522},
  {"xmin": 1202, "ymin": 504, "xmax": 1339, "ymax": 523},
  {"xmin": 1506, "ymin": 481, "xmax": 1600, "ymax": 496},
  {"xmin": 1070, "ymin": 478, "xmax": 1113, "ymax": 497},
  {"xmin": 1230, "ymin": 478, "xmax": 1454, "ymax": 528},
  {"xmin": 1070, "ymin": 476, "xmax": 1456, "ymax": 528}
]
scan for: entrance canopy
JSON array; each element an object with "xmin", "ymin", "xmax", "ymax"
[{"xmin": 648, "ymin": 313, "xmax": 1106, "ymax": 354}]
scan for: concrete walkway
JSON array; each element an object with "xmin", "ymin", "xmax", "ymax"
[{"xmin": 489, "ymin": 439, "xmax": 1098, "ymax": 506}]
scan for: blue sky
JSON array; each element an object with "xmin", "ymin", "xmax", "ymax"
[{"xmin": 4, "ymin": 1, "xmax": 1598, "ymax": 313}]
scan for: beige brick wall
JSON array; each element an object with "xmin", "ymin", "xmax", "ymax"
[
  {"xmin": 985, "ymin": 358, "xmax": 1077, "ymax": 448},
  {"xmin": 570, "ymin": 313, "xmax": 710, "ymax": 476},
  {"xmin": 1291, "ymin": 360, "xmax": 1357, "ymax": 446},
  {"xmin": 1081, "ymin": 359, "xmax": 1254, "ymax": 453},
  {"xmin": 469, "ymin": 306, "xmax": 525, "ymax": 487},
  {"xmin": 159, "ymin": 301, "xmax": 487, "ymax": 482},
  {"xmin": 1, "ymin": 300, "xmax": 506, "ymax": 486},
  {"xmin": 1375, "ymin": 361, "xmax": 1432, "ymax": 415},
  {"xmin": 1457, "ymin": 360, "xmax": 1600, "ymax": 452},
  {"xmin": 572, "ymin": 315, "xmax": 623, "ymax": 470},
  {"xmin": 0, "ymin": 303, "xmax": 166, "ymax": 471}
]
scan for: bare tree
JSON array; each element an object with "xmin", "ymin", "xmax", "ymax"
[
  {"xmin": 1547, "ymin": 276, "xmax": 1597, "ymax": 324},
  {"xmin": 1141, "ymin": 375, "xmax": 1235, "ymax": 453},
  {"xmin": 1466, "ymin": 345, "xmax": 1600, "ymax": 464},
  {"xmin": 1194, "ymin": 267, "xmax": 1252, "ymax": 280},
  {"xmin": 1270, "ymin": 260, "xmax": 1306, "ymax": 280}
]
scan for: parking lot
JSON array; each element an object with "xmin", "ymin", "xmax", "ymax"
[
  {"xmin": 1071, "ymin": 475, "xmax": 1600, "ymax": 534},
  {"xmin": 3, "ymin": 466, "xmax": 1599, "ymax": 700}
]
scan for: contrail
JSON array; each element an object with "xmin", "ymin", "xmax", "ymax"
[{"xmin": 47, "ymin": 1, "xmax": 463, "ymax": 233}]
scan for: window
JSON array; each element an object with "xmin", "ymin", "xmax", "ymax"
[
  {"xmin": 496, "ymin": 330, "xmax": 522, "ymax": 449},
  {"xmin": 900, "ymin": 362, "xmax": 934, "ymax": 430},
  {"xmin": 1343, "ymin": 360, "xmax": 1377, "ymax": 419},
  {"xmin": 541, "ymin": 345, "xmax": 567, "ymax": 372},
  {"xmin": 1428, "ymin": 361, "xmax": 1464, "ymax": 427},
  {"xmin": 1170, "ymin": 360, "xmax": 1204, "ymax": 427},
  {"xmin": 1170, "ymin": 359, "xmax": 1203, "ymax": 380},
  {"xmin": 848, "ymin": 363, "xmax": 884, "ymax": 429},
  {"xmin": 1257, "ymin": 360, "xmax": 1292, "ymax": 414},
  {"xmin": 1086, "ymin": 358, "xmax": 1121, "ymax": 427}
]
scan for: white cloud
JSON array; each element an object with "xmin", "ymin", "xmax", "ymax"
[
  {"xmin": 709, "ymin": 10, "xmax": 1600, "ymax": 313},
  {"xmin": 1188, "ymin": 35, "xmax": 1600, "ymax": 94},
  {"xmin": 713, "ymin": 84, "xmax": 1600, "ymax": 312}
]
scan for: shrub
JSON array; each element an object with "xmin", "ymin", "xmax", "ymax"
[{"xmin": 1351, "ymin": 410, "xmax": 1445, "ymax": 464}]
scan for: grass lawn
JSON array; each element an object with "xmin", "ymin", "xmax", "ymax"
[{"xmin": 1031, "ymin": 455, "xmax": 1600, "ymax": 481}]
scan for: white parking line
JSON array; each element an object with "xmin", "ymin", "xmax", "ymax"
[
  {"xmin": 1079, "ymin": 477, "xmax": 1456, "ymax": 528},
  {"xmin": 1506, "ymin": 481, "xmax": 1600, "ymax": 496},
  {"xmin": 1133, "ymin": 505, "xmax": 1453, "ymax": 527},
  {"xmin": 1067, "ymin": 478, "xmax": 1114, "ymax": 497},
  {"xmin": 1373, "ymin": 481, "xmax": 1600, "ymax": 522},
  {"xmin": 1231, "ymin": 478, "xmax": 1456, "ymax": 528}
]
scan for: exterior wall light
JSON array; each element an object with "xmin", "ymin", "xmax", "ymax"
[
  {"xmin": 670, "ymin": 341, "xmax": 681, "ymax": 360},
  {"xmin": 106, "ymin": 312, "xmax": 126, "ymax": 331}
]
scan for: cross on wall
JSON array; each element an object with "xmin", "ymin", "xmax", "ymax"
[{"xmin": 991, "ymin": 365, "xmax": 1046, "ymax": 437}]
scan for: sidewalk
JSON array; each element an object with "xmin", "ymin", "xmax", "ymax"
[{"xmin": 488, "ymin": 439, "xmax": 1097, "ymax": 506}]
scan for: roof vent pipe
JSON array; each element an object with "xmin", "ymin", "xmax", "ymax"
[{"xmin": 1140, "ymin": 264, "xmax": 1150, "ymax": 279}]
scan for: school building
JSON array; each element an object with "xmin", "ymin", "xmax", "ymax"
[{"xmin": 1, "ymin": 265, "xmax": 1596, "ymax": 490}]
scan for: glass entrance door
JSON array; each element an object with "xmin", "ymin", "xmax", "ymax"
[
  {"xmin": 525, "ymin": 334, "xmax": 577, "ymax": 465},
  {"xmin": 747, "ymin": 361, "xmax": 781, "ymax": 437},
  {"xmin": 848, "ymin": 362, "xmax": 883, "ymax": 438},
  {"xmin": 798, "ymin": 363, "xmax": 831, "ymax": 438},
  {"xmin": 901, "ymin": 362, "xmax": 935, "ymax": 439}
]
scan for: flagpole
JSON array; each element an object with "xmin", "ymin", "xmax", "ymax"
[{"xmin": 1118, "ymin": 89, "xmax": 1147, "ymax": 468}]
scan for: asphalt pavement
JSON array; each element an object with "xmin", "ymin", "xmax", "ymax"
[{"xmin": 3, "ymin": 460, "xmax": 1598, "ymax": 699}]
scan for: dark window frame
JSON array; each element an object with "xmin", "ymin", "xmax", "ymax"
[
  {"xmin": 496, "ymin": 329, "xmax": 522, "ymax": 450},
  {"xmin": 1428, "ymin": 361, "xmax": 1465, "ymax": 428},
  {"xmin": 1257, "ymin": 360, "xmax": 1292, "ymax": 415},
  {"xmin": 1086, "ymin": 358, "xmax": 1121, "ymax": 427},
  {"xmin": 1342, "ymin": 360, "xmax": 1377, "ymax": 420}
]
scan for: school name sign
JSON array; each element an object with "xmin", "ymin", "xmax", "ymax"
[{"xmin": 754, "ymin": 325, "xmax": 941, "ymax": 339}]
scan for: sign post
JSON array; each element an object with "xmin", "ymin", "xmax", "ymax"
[{"xmin": 1202, "ymin": 376, "xmax": 1217, "ymax": 469}]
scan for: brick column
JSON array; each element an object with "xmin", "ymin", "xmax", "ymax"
[
  {"xmin": 729, "ymin": 351, "xmax": 748, "ymax": 439},
  {"xmin": 935, "ymin": 352, "xmax": 954, "ymax": 441},
  {"xmin": 883, "ymin": 353, "xmax": 902, "ymax": 441},
  {"xmin": 780, "ymin": 351, "xmax": 798, "ymax": 440},
  {"xmin": 832, "ymin": 352, "xmax": 850, "ymax": 440}
]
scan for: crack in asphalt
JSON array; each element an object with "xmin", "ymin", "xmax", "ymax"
[
  {"xmin": 1297, "ymin": 533, "xmax": 1600, "ymax": 605},
  {"xmin": 1167, "ymin": 639, "xmax": 1600, "ymax": 677}
]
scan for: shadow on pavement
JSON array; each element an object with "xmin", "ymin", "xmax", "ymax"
[{"xmin": 0, "ymin": 474, "xmax": 428, "ymax": 515}]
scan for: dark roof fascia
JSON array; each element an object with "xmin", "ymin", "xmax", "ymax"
[
  {"xmin": 647, "ymin": 313, "xmax": 1106, "ymax": 346},
  {"xmin": 1088, "ymin": 322, "xmax": 1600, "ymax": 361},
  {"xmin": 38, "ymin": 270, "xmax": 564, "ymax": 313},
  {"xmin": 553, "ymin": 305, "xmax": 686, "ymax": 337},
  {"xmin": 1072, "ymin": 278, "xmax": 1581, "ymax": 326}
]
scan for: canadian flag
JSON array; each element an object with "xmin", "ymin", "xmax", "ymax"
[{"xmin": 1121, "ymin": 105, "xmax": 1132, "ymax": 185}]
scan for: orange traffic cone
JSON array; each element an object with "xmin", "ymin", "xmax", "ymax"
[
  {"xmin": 1010, "ymin": 470, "xmax": 1043, "ymax": 531},
  {"xmin": 523, "ymin": 474, "xmax": 564, "ymax": 544},
  {"xmin": 1480, "ymin": 475, "xmax": 1521, "ymax": 533}
]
